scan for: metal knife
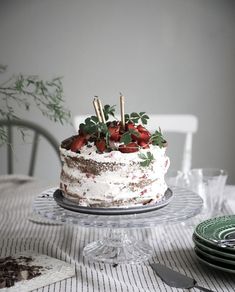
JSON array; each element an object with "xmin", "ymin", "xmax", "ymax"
[{"xmin": 150, "ymin": 263, "xmax": 215, "ymax": 292}]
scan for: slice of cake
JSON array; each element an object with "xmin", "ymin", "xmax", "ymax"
[{"xmin": 60, "ymin": 96, "xmax": 170, "ymax": 208}]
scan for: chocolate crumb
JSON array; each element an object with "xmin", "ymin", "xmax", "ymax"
[
  {"xmin": 112, "ymin": 263, "xmax": 118, "ymax": 268},
  {"xmin": 0, "ymin": 256, "xmax": 43, "ymax": 288}
]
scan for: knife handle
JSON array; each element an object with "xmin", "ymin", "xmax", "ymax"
[{"xmin": 195, "ymin": 284, "xmax": 216, "ymax": 292}]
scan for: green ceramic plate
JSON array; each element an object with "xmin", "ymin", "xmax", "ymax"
[
  {"xmin": 195, "ymin": 246, "xmax": 235, "ymax": 265},
  {"xmin": 193, "ymin": 234, "xmax": 235, "ymax": 259},
  {"xmin": 194, "ymin": 248, "xmax": 235, "ymax": 274},
  {"xmin": 194, "ymin": 215, "xmax": 235, "ymax": 253}
]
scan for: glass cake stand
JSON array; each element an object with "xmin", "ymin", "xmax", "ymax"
[{"xmin": 33, "ymin": 187, "xmax": 203, "ymax": 264}]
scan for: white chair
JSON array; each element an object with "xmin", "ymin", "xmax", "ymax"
[
  {"xmin": 73, "ymin": 114, "xmax": 198, "ymax": 173},
  {"xmin": 147, "ymin": 115, "xmax": 198, "ymax": 173}
]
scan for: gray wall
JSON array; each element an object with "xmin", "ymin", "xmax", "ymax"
[{"xmin": 0, "ymin": 0, "xmax": 235, "ymax": 184}]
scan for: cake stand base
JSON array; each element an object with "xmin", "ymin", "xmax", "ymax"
[
  {"xmin": 34, "ymin": 187, "xmax": 203, "ymax": 264},
  {"xmin": 83, "ymin": 229, "xmax": 153, "ymax": 264}
]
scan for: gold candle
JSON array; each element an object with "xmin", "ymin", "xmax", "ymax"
[
  {"xmin": 120, "ymin": 94, "xmax": 125, "ymax": 129},
  {"xmin": 97, "ymin": 97, "xmax": 106, "ymax": 123},
  {"xmin": 93, "ymin": 97, "xmax": 102, "ymax": 122}
]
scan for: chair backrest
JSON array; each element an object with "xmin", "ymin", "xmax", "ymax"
[
  {"xmin": 147, "ymin": 115, "xmax": 198, "ymax": 173},
  {"xmin": 73, "ymin": 114, "xmax": 198, "ymax": 173},
  {"xmin": 0, "ymin": 119, "xmax": 61, "ymax": 176}
]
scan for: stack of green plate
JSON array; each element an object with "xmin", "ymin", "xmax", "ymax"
[{"xmin": 193, "ymin": 215, "xmax": 235, "ymax": 273}]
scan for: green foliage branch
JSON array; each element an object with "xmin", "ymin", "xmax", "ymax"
[{"xmin": 0, "ymin": 65, "xmax": 71, "ymax": 145}]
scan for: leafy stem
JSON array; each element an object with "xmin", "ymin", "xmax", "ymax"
[
  {"xmin": 138, "ymin": 151, "xmax": 155, "ymax": 167},
  {"xmin": 0, "ymin": 73, "xmax": 71, "ymax": 124},
  {"xmin": 0, "ymin": 70, "xmax": 71, "ymax": 145}
]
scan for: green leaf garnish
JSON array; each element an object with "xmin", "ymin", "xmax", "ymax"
[
  {"xmin": 120, "ymin": 132, "xmax": 132, "ymax": 144},
  {"xmin": 125, "ymin": 112, "xmax": 149, "ymax": 125},
  {"xmin": 79, "ymin": 116, "xmax": 109, "ymax": 140},
  {"xmin": 138, "ymin": 151, "xmax": 155, "ymax": 167},
  {"xmin": 103, "ymin": 104, "xmax": 116, "ymax": 121},
  {"xmin": 120, "ymin": 129, "xmax": 140, "ymax": 145},
  {"xmin": 150, "ymin": 128, "xmax": 166, "ymax": 148},
  {"xmin": 138, "ymin": 152, "xmax": 147, "ymax": 160}
]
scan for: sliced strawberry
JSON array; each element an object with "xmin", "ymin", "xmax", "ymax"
[
  {"xmin": 137, "ymin": 125, "xmax": 149, "ymax": 133},
  {"xmin": 138, "ymin": 141, "xmax": 150, "ymax": 149},
  {"xmin": 108, "ymin": 125, "xmax": 121, "ymax": 142},
  {"xmin": 95, "ymin": 139, "xmax": 106, "ymax": 153},
  {"xmin": 125, "ymin": 122, "xmax": 136, "ymax": 131},
  {"xmin": 138, "ymin": 131, "xmax": 150, "ymax": 143},
  {"xmin": 130, "ymin": 133, "xmax": 138, "ymax": 141},
  {"xmin": 137, "ymin": 125, "xmax": 151, "ymax": 142},
  {"xmin": 70, "ymin": 135, "xmax": 86, "ymax": 152},
  {"xmin": 119, "ymin": 142, "xmax": 139, "ymax": 153},
  {"xmin": 124, "ymin": 122, "xmax": 139, "ymax": 141}
]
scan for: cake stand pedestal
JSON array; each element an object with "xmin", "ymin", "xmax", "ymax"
[
  {"xmin": 33, "ymin": 187, "xmax": 203, "ymax": 264},
  {"xmin": 83, "ymin": 229, "xmax": 153, "ymax": 264}
]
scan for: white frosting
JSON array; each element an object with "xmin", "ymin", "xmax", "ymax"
[{"xmin": 60, "ymin": 143, "xmax": 170, "ymax": 207}]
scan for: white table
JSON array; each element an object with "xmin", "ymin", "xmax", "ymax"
[{"xmin": 0, "ymin": 175, "xmax": 234, "ymax": 292}]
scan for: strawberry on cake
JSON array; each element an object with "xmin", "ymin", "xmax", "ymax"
[{"xmin": 60, "ymin": 96, "xmax": 170, "ymax": 208}]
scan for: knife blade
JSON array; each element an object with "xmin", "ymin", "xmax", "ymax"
[{"xmin": 150, "ymin": 263, "xmax": 215, "ymax": 292}]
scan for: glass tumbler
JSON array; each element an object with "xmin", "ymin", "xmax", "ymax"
[{"xmin": 187, "ymin": 168, "xmax": 228, "ymax": 218}]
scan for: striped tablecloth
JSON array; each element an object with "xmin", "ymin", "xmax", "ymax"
[{"xmin": 0, "ymin": 175, "xmax": 235, "ymax": 292}]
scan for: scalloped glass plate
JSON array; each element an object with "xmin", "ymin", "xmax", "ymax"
[
  {"xmin": 53, "ymin": 188, "xmax": 173, "ymax": 215},
  {"xmin": 33, "ymin": 186, "xmax": 203, "ymax": 229}
]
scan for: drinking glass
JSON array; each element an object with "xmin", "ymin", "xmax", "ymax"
[
  {"xmin": 187, "ymin": 168, "xmax": 228, "ymax": 218},
  {"xmin": 165, "ymin": 169, "xmax": 188, "ymax": 188}
]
